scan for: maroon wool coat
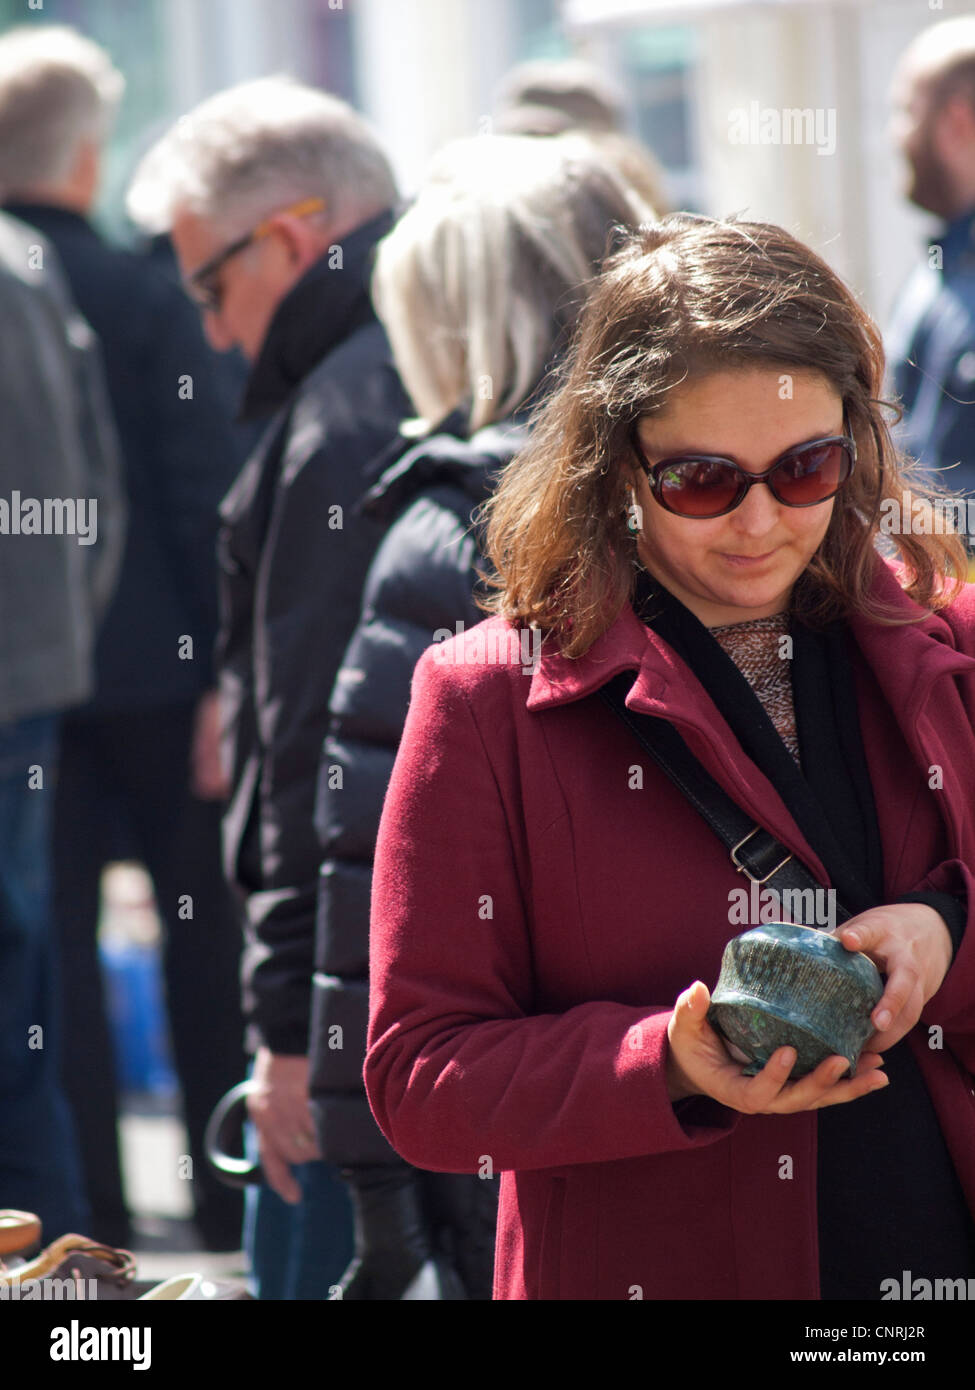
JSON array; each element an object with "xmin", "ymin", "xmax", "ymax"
[{"xmin": 364, "ymin": 558, "xmax": 975, "ymax": 1300}]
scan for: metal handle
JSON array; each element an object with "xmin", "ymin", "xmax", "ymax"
[{"xmin": 204, "ymin": 1081, "xmax": 263, "ymax": 1189}]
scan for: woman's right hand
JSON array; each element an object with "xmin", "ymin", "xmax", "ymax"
[{"xmin": 666, "ymin": 980, "xmax": 889, "ymax": 1113}]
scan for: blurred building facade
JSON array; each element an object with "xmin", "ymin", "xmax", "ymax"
[
  {"xmin": 0, "ymin": 0, "xmax": 968, "ymax": 342},
  {"xmin": 564, "ymin": 0, "xmax": 969, "ymax": 327}
]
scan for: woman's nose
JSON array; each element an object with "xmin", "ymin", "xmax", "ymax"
[{"xmin": 730, "ymin": 478, "xmax": 783, "ymax": 532}]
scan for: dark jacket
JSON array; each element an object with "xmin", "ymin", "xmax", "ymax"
[
  {"xmin": 219, "ymin": 209, "xmax": 412, "ymax": 1053},
  {"xmin": 309, "ymin": 417, "xmax": 527, "ymax": 1161},
  {"xmin": 3, "ymin": 202, "xmax": 245, "ymax": 708},
  {"xmin": 364, "ymin": 559, "xmax": 975, "ymax": 1299},
  {"xmin": 887, "ymin": 205, "xmax": 975, "ymax": 496},
  {"xmin": 0, "ymin": 212, "xmax": 124, "ymax": 724}
]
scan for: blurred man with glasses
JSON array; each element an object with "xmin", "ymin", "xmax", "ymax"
[{"xmin": 128, "ymin": 75, "xmax": 409, "ymax": 1298}]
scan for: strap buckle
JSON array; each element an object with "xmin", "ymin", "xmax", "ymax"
[{"xmin": 730, "ymin": 826, "xmax": 794, "ymax": 886}]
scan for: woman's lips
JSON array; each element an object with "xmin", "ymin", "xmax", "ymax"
[{"xmin": 719, "ymin": 549, "xmax": 778, "ymax": 568}]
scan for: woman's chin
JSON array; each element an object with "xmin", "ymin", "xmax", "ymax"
[
  {"xmin": 686, "ymin": 586, "xmax": 791, "ymax": 627},
  {"xmin": 702, "ymin": 557, "xmax": 805, "ymax": 616},
  {"xmin": 642, "ymin": 550, "xmax": 802, "ymax": 625}
]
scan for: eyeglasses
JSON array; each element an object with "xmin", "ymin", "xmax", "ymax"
[
  {"xmin": 631, "ymin": 425, "xmax": 857, "ymax": 519},
  {"xmin": 185, "ymin": 196, "xmax": 327, "ymax": 312}
]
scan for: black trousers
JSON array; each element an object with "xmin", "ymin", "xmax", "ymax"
[{"xmin": 52, "ymin": 700, "xmax": 247, "ymax": 1249}]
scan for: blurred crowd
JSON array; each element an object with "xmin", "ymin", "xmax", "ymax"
[{"xmin": 0, "ymin": 13, "xmax": 973, "ymax": 1299}]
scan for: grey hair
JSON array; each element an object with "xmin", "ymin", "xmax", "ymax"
[
  {"xmin": 494, "ymin": 59, "xmax": 625, "ymax": 134},
  {"xmin": 371, "ymin": 133, "xmax": 654, "ymax": 434},
  {"xmin": 126, "ymin": 75, "xmax": 397, "ymax": 240},
  {"xmin": 0, "ymin": 26, "xmax": 124, "ymax": 195}
]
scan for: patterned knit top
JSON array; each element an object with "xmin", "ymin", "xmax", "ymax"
[{"xmin": 709, "ymin": 612, "xmax": 801, "ymax": 763}]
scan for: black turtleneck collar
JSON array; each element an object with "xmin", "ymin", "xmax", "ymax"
[{"xmin": 240, "ymin": 206, "xmax": 396, "ymax": 422}]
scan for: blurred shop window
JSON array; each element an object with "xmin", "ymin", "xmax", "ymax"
[
  {"xmin": 512, "ymin": 0, "xmax": 572, "ymax": 60},
  {"xmin": 305, "ymin": 0, "xmax": 357, "ymax": 104},
  {"xmin": 616, "ymin": 25, "xmax": 701, "ymax": 213},
  {"xmin": 504, "ymin": 3, "xmax": 700, "ymax": 214}
]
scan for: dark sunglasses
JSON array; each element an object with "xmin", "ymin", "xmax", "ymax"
[
  {"xmin": 631, "ymin": 425, "xmax": 857, "ymax": 519},
  {"xmin": 186, "ymin": 196, "xmax": 327, "ymax": 313}
]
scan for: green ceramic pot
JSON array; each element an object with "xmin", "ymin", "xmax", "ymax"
[{"xmin": 707, "ymin": 921, "xmax": 884, "ymax": 1079}]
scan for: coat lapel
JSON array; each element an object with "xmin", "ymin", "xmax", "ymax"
[
  {"xmin": 528, "ymin": 603, "xmax": 835, "ymax": 883},
  {"xmin": 847, "ymin": 569, "xmax": 975, "ymax": 861},
  {"xmin": 527, "ymin": 562, "xmax": 975, "ymax": 885}
]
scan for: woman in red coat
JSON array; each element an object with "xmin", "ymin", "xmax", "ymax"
[{"xmin": 364, "ymin": 214, "xmax": 975, "ymax": 1300}]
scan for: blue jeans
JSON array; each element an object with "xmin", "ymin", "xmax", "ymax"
[
  {"xmin": 0, "ymin": 713, "xmax": 89, "ymax": 1236},
  {"xmin": 243, "ymin": 1115, "xmax": 355, "ymax": 1299}
]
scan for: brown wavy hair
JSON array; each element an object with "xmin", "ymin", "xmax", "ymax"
[{"xmin": 478, "ymin": 213, "xmax": 968, "ymax": 657}]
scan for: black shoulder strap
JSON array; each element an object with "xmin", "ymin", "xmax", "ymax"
[{"xmin": 597, "ymin": 671, "xmax": 852, "ymax": 926}]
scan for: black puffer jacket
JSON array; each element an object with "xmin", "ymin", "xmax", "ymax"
[
  {"xmin": 308, "ymin": 415, "xmax": 527, "ymax": 1160},
  {"xmin": 308, "ymin": 414, "xmax": 526, "ymax": 1298}
]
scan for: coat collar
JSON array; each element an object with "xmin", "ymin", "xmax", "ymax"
[
  {"xmin": 845, "ymin": 562, "xmax": 975, "ymax": 722},
  {"xmin": 2, "ymin": 201, "xmax": 95, "ymax": 239},
  {"xmin": 360, "ymin": 415, "xmax": 527, "ymax": 523},
  {"xmin": 527, "ymin": 557, "xmax": 975, "ymax": 725},
  {"xmin": 240, "ymin": 207, "xmax": 395, "ymax": 421},
  {"xmin": 933, "ymin": 203, "xmax": 975, "ymax": 276},
  {"xmin": 526, "ymin": 557, "xmax": 975, "ymax": 888}
]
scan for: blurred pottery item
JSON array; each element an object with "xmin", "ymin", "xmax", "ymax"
[{"xmin": 707, "ymin": 921, "xmax": 883, "ymax": 1079}]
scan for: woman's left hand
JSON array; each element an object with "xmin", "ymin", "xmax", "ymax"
[{"xmin": 834, "ymin": 903, "xmax": 953, "ymax": 1052}]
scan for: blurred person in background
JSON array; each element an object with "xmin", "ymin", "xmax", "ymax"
[
  {"xmin": 128, "ymin": 75, "xmax": 410, "ymax": 1299},
  {"xmin": 0, "ymin": 24, "xmax": 249, "ymax": 1252},
  {"xmin": 494, "ymin": 56, "xmax": 626, "ymax": 134},
  {"xmin": 493, "ymin": 57, "xmax": 669, "ymax": 217},
  {"xmin": 888, "ymin": 17, "xmax": 975, "ymax": 513},
  {"xmin": 0, "ymin": 209, "xmax": 123, "ymax": 1238},
  {"xmin": 310, "ymin": 133, "xmax": 652, "ymax": 1298}
]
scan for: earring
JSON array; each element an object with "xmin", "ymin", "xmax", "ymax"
[{"xmin": 626, "ymin": 492, "xmax": 641, "ymax": 534}]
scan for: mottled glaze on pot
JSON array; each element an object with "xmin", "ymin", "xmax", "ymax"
[{"xmin": 707, "ymin": 921, "xmax": 884, "ymax": 1078}]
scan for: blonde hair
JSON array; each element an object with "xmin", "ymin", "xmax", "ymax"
[{"xmin": 371, "ymin": 133, "xmax": 652, "ymax": 434}]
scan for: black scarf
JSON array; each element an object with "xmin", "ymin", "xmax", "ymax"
[
  {"xmin": 631, "ymin": 565, "xmax": 883, "ymax": 910},
  {"xmin": 240, "ymin": 207, "xmax": 396, "ymax": 422}
]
